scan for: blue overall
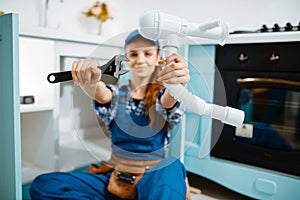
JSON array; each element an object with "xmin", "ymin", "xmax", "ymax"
[
  {"xmin": 30, "ymin": 85, "xmax": 187, "ymax": 200},
  {"xmin": 110, "ymin": 85, "xmax": 168, "ymax": 160}
]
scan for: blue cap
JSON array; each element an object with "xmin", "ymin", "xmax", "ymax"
[{"xmin": 125, "ymin": 29, "xmax": 159, "ymax": 48}]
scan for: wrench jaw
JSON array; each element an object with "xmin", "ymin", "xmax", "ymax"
[
  {"xmin": 118, "ymin": 69, "xmax": 130, "ymax": 76},
  {"xmin": 115, "ymin": 54, "xmax": 130, "ymax": 65},
  {"xmin": 113, "ymin": 54, "xmax": 130, "ymax": 78}
]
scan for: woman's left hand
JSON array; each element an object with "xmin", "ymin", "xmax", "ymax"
[{"xmin": 157, "ymin": 54, "xmax": 190, "ymax": 86}]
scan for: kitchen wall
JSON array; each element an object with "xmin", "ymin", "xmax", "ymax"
[
  {"xmin": 1, "ymin": 0, "xmax": 299, "ymax": 37},
  {"xmin": 0, "ymin": 0, "xmax": 124, "ymax": 37},
  {"xmin": 122, "ymin": 0, "xmax": 300, "ymax": 32}
]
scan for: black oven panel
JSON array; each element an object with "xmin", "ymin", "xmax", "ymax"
[
  {"xmin": 216, "ymin": 42, "xmax": 300, "ymax": 72},
  {"xmin": 212, "ymin": 42, "xmax": 300, "ymax": 177}
]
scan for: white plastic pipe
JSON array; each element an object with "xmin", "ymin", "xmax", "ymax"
[
  {"xmin": 139, "ymin": 10, "xmax": 229, "ymax": 45},
  {"xmin": 139, "ymin": 10, "xmax": 245, "ymax": 127},
  {"xmin": 166, "ymin": 82, "xmax": 244, "ymax": 127}
]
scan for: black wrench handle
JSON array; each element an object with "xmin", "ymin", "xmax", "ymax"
[
  {"xmin": 47, "ymin": 71, "xmax": 73, "ymax": 83},
  {"xmin": 47, "ymin": 56, "xmax": 117, "ymax": 84},
  {"xmin": 47, "ymin": 65, "xmax": 108, "ymax": 84}
]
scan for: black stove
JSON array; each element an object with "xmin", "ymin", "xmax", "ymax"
[
  {"xmin": 213, "ymin": 41, "xmax": 300, "ymax": 177},
  {"xmin": 230, "ymin": 22, "xmax": 300, "ymax": 34}
]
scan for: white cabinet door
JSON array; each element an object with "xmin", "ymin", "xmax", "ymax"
[
  {"xmin": 19, "ymin": 37, "xmax": 55, "ymax": 112},
  {"xmin": 19, "ymin": 37, "xmax": 56, "ymax": 184}
]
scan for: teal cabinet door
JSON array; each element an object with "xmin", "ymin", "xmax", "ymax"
[
  {"xmin": 184, "ymin": 45, "xmax": 216, "ymax": 159},
  {"xmin": 168, "ymin": 45, "xmax": 215, "ymax": 160},
  {"xmin": 0, "ymin": 13, "xmax": 22, "ymax": 199}
]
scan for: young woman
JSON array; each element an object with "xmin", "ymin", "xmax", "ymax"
[{"xmin": 30, "ymin": 30, "xmax": 191, "ymax": 200}]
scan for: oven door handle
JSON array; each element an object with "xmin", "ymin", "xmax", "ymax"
[{"xmin": 236, "ymin": 77, "xmax": 300, "ymax": 87}]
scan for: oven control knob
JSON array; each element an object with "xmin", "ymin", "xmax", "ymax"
[
  {"xmin": 285, "ymin": 22, "xmax": 293, "ymax": 31},
  {"xmin": 269, "ymin": 53, "xmax": 280, "ymax": 62},
  {"xmin": 260, "ymin": 24, "xmax": 268, "ymax": 32},
  {"xmin": 272, "ymin": 23, "xmax": 280, "ymax": 32},
  {"xmin": 238, "ymin": 53, "xmax": 248, "ymax": 63}
]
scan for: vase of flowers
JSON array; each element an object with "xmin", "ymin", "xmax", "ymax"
[{"xmin": 83, "ymin": 1, "xmax": 115, "ymax": 35}]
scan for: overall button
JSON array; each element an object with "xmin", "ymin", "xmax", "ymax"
[{"xmin": 254, "ymin": 178, "xmax": 277, "ymax": 195}]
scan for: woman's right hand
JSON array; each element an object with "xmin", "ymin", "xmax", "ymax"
[{"xmin": 71, "ymin": 59, "xmax": 102, "ymax": 86}]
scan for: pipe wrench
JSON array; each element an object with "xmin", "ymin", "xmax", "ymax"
[{"xmin": 47, "ymin": 54, "xmax": 129, "ymax": 84}]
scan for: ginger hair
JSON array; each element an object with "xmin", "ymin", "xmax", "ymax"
[{"xmin": 144, "ymin": 66, "xmax": 170, "ymax": 131}]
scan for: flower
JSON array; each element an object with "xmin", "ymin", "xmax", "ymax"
[{"xmin": 83, "ymin": 1, "xmax": 114, "ymax": 22}]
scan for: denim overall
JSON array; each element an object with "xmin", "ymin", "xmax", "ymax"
[
  {"xmin": 30, "ymin": 85, "xmax": 187, "ymax": 200},
  {"xmin": 109, "ymin": 85, "xmax": 167, "ymax": 160}
]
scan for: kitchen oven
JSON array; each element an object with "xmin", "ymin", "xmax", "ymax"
[{"xmin": 211, "ymin": 42, "xmax": 300, "ymax": 177}]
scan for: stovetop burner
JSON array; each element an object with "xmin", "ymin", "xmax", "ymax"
[{"xmin": 230, "ymin": 22, "xmax": 300, "ymax": 34}]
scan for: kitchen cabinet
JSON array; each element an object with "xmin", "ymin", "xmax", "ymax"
[
  {"xmin": 184, "ymin": 45, "xmax": 215, "ymax": 159},
  {"xmin": 19, "ymin": 37, "xmax": 57, "ymax": 184},
  {"xmin": 19, "ymin": 37, "xmax": 55, "ymax": 112},
  {"xmin": 19, "ymin": 35, "xmax": 121, "ymax": 184},
  {"xmin": 0, "ymin": 13, "xmax": 22, "ymax": 200},
  {"xmin": 19, "ymin": 37, "xmax": 56, "ymax": 184},
  {"xmin": 167, "ymin": 45, "xmax": 215, "ymax": 161}
]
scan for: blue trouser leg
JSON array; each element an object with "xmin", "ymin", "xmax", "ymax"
[
  {"xmin": 30, "ymin": 157, "xmax": 187, "ymax": 200},
  {"xmin": 30, "ymin": 171, "xmax": 121, "ymax": 200},
  {"xmin": 136, "ymin": 157, "xmax": 187, "ymax": 200}
]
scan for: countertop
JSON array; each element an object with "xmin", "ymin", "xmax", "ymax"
[
  {"xmin": 227, "ymin": 31, "xmax": 300, "ymax": 44},
  {"xmin": 19, "ymin": 26, "xmax": 300, "ymax": 46},
  {"xmin": 182, "ymin": 31, "xmax": 300, "ymax": 45},
  {"xmin": 19, "ymin": 26, "xmax": 123, "ymax": 47}
]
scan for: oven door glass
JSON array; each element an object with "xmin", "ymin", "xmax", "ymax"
[{"xmin": 236, "ymin": 87, "xmax": 300, "ymax": 151}]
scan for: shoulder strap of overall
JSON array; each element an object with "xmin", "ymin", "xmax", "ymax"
[{"xmin": 118, "ymin": 84, "xmax": 129, "ymax": 105}]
